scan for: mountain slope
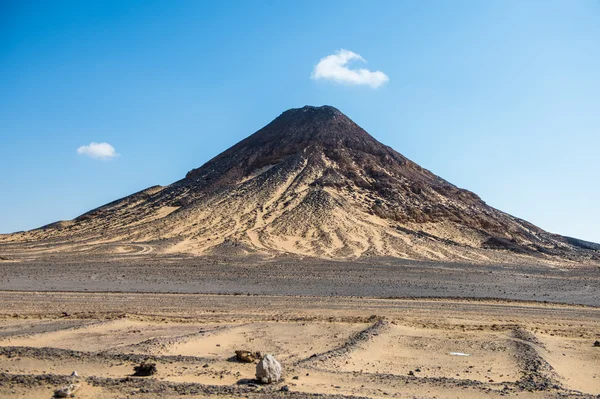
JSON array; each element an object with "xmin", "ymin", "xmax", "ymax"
[{"xmin": 2, "ymin": 106, "xmax": 598, "ymax": 263}]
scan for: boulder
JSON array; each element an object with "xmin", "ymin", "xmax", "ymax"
[
  {"xmin": 54, "ymin": 384, "xmax": 80, "ymax": 398},
  {"xmin": 255, "ymin": 354, "xmax": 282, "ymax": 384},
  {"xmin": 133, "ymin": 362, "xmax": 157, "ymax": 376}
]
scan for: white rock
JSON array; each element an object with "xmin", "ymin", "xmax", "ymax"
[
  {"xmin": 54, "ymin": 384, "xmax": 80, "ymax": 398},
  {"xmin": 70, "ymin": 371, "xmax": 78, "ymax": 377},
  {"xmin": 255, "ymin": 354, "xmax": 282, "ymax": 384}
]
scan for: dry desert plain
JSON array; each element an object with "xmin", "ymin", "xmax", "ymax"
[{"xmin": 0, "ymin": 252, "xmax": 599, "ymax": 398}]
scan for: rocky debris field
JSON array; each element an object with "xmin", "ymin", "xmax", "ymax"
[{"xmin": 0, "ymin": 253, "xmax": 599, "ymax": 306}]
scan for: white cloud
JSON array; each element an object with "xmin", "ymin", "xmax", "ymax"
[
  {"xmin": 311, "ymin": 49, "xmax": 389, "ymax": 88},
  {"xmin": 77, "ymin": 142, "xmax": 119, "ymax": 160}
]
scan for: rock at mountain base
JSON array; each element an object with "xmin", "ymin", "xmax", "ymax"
[
  {"xmin": 256, "ymin": 354, "xmax": 282, "ymax": 384},
  {"xmin": 133, "ymin": 362, "xmax": 157, "ymax": 376},
  {"xmin": 235, "ymin": 350, "xmax": 261, "ymax": 363},
  {"xmin": 54, "ymin": 384, "xmax": 80, "ymax": 397}
]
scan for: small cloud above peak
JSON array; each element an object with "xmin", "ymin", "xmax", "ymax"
[
  {"xmin": 77, "ymin": 142, "xmax": 119, "ymax": 160},
  {"xmin": 311, "ymin": 49, "xmax": 389, "ymax": 88}
]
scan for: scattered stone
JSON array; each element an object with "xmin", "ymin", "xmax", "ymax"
[
  {"xmin": 280, "ymin": 385, "xmax": 289, "ymax": 392},
  {"xmin": 54, "ymin": 384, "xmax": 80, "ymax": 398},
  {"xmin": 593, "ymin": 340, "xmax": 600, "ymax": 347},
  {"xmin": 408, "ymin": 370, "xmax": 414, "ymax": 376},
  {"xmin": 256, "ymin": 354, "xmax": 282, "ymax": 384},
  {"xmin": 292, "ymin": 375, "xmax": 299, "ymax": 380},
  {"xmin": 133, "ymin": 362, "xmax": 157, "ymax": 376},
  {"xmin": 70, "ymin": 371, "xmax": 78, "ymax": 377}
]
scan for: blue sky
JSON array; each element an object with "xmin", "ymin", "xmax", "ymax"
[{"xmin": 1, "ymin": 0, "xmax": 599, "ymax": 242}]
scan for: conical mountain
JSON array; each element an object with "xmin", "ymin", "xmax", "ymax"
[{"xmin": 3, "ymin": 105, "xmax": 598, "ymax": 263}]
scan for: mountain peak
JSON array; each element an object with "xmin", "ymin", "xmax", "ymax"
[
  {"xmin": 281, "ymin": 105, "xmax": 344, "ymax": 119},
  {"xmin": 185, "ymin": 105, "xmax": 380, "ymax": 181},
  {"xmin": 268, "ymin": 105, "xmax": 356, "ymax": 138}
]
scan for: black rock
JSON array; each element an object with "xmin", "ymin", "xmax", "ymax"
[{"xmin": 133, "ymin": 362, "xmax": 157, "ymax": 376}]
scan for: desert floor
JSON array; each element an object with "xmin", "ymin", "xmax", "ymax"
[
  {"xmin": 0, "ymin": 254, "xmax": 599, "ymax": 398},
  {"xmin": 0, "ymin": 291, "xmax": 599, "ymax": 398}
]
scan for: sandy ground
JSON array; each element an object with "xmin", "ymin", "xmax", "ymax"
[{"xmin": 0, "ymin": 292, "xmax": 598, "ymax": 399}]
